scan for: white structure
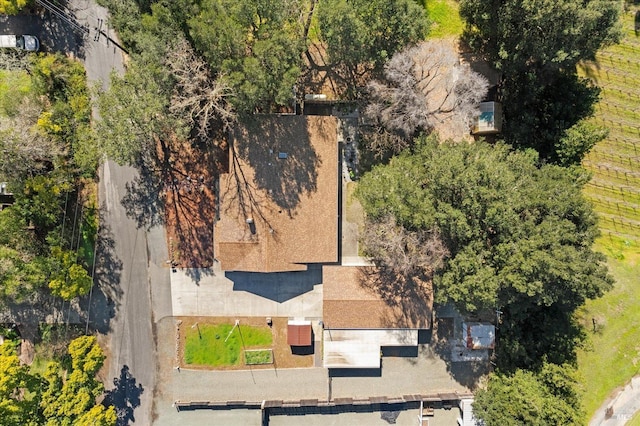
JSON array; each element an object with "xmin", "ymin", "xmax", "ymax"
[
  {"xmin": 472, "ymin": 102, "xmax": 502, "ymax": 135},
  {"xmin": 323, "ymin": 329, "xmax": 418, "ymax": 368},
  {"xmin": 0, "ymin": 34, "xmax": 39, "ymax": 51},
  {"xmin": 463, "ymin": 322, "xmax": 495, "ymax": 350},
  {"xmin": 458, "ymin": 398, "xmax": 481, "ymax": 426}
]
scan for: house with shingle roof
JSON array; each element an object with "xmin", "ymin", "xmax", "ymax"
[
  {"xmin": 215, "ymin": 115, "xmax": 338, "ymax": 273},
  {"xmin": 214, "ymin": 113, "xmax": 432, "ymax": 369}
]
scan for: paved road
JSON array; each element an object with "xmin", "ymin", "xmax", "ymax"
[
  {"xmin": 65, "ymin": 0, "xmax": 125, "ymax": 88},
  {"xmin": 45, "ymin": 1, "xmax": 155, "ymax": 424},
  {"xmin": 590, "ymin": 376, "xmax": 640, "ymax": 426},
  {"xmin": 2, "ymin": 3, "xmax": 158, "ymax": 425},
  {"xmin": 0, "ymin": 2, "xmax": 124, "ymax": 87},
  {"xmin": 100, "ymin": 161, "xmax": 156, "ymax": 426}
]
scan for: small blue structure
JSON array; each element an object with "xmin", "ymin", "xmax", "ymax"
[{"xmin": 472, "ymin": 102, "xmax": 503, "ymax": 135}]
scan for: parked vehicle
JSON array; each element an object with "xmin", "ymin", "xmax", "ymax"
[{"xmin": 0, "ymin": 34, "xmax": 39, "ymax": 52}]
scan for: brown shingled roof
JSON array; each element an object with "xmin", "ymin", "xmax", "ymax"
[
  {"xmin": 215, "ymin": 116, "xmax": 338, "ymax": 272},
  {"xmin": 323, "ymin": 265, "xmax": 432, "ymax": 329}
]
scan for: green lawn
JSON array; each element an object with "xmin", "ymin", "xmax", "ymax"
[
  {"xmin": 184, "ymin": 323, "xmax": 273, "ymax": 367},
  {"xmin": 0, "ymin": 69, "xmax": 31, "ymax": 116},
  {"xmin": 576, "ymin": 236, "xmax": 640, "ymax": 421},
  {"xmin": 425, "ymin": 0, "xmax": 463, "ymax": 38},
  {"xmin": 629, "ymin": 410, "xmax": 640, "ymax": 426},
  {"xmin": 29, "ymin": 354, "xmax": 56, "ymax": 376}
]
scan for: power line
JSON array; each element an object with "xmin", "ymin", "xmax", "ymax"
[
  {"xmin": 37, "ymin": 0, "xmax": 129, "ymax": 54},
  {"xmin": 36, "ymin": 0, "xmax": 90, "ymax": 36}
]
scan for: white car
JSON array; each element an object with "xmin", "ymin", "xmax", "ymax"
[{"xmin": 0, "ymin": 34, "xmax": 40, "ymax": 52}]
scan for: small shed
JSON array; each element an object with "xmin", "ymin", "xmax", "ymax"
[
  {"xmin": 463, "ymin": 322, "xmax": 495, "ymax": 350},
  {"xmin": 472, "ymin": 102, "xmax": 503, "ymax": 135},
  {"xmin": 287, "ymin": 320, "xmax": 312, "ymax": 346}
]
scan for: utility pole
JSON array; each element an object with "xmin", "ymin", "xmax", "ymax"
[
  {"xmin": 191, "ymin": 322, "xmax": 202, "ymax": 340},
  {"xmin": 224, "ymin": 319, "xmax": 240, "ymax": 343}
]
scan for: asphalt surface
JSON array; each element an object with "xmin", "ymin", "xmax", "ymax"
[
  {"xmin": 65, "ymin": 0, "xmax": 125, "ymax": 88},
  {"xmin": 100, "ymin": 161, "xmax": 156, "ymax": 426},
  {"xmin": 0, "ymin": 6, "xmax": 84, "ymax": 58},
  {"xmin": 3, "ymin": 2, "xmax": 154, "ymax": 424},
  {"xmin": 152, "ymin": 317, "xmax": 472, "ymax": 426},
  {"xmin": 591, "ymin": 376, "xmax": 640, "ymax": 426},
  {"xmin": 0, "ymin": 2, "xmax": 124, "ymax": 87}
]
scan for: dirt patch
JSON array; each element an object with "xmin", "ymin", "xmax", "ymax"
[
  {"xmin": 19, "ymin": 339, "xmax": 35, "ymax": 365},
  {"xmin": 176, "ymin": 316, "xmax": 314, "ymax": 370},
  {"xmin": 161, "ymin": 137, "xmax": 226, "ymax": 268}
]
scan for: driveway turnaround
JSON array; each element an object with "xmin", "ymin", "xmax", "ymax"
[
  {"xmin": 152, "ymin": 317, "xmax": 471, "ymax": 425},
  {"xmin": 591, "ymin": 376, "xmax": 640, "ymax": 426}
]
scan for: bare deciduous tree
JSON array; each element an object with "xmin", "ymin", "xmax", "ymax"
[
  {"xmin": 366, "ymin": 40, "xmax": 489, "ymax": 143},
  {"xmin": 165, "ymin": 38, "xmax": 236, "ymax": 139},
  {"xmin": 359, "ymin": 126, "xmax": 411, "ymax": 159},
  {"xmin": 361, "ymin": 214, "xmax": 449, "ymax": 276}
]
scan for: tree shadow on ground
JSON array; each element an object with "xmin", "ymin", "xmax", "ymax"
[
  {"xmin": 180, "ymin": 267, "xmax": 215, "ymax": 286},
  {"xmin": 430, "ymin": 306, "xmax": 491, "ymax": 390},
  {"xmin": 104, "ymin": 365, "xmax": 144, "ymax": 426},
  {"xmin": 120, "ymin": 160, "xmax": 166, "ymax": 232},
  {"xmin": 232, "ymin": 116, "xmax": 322, "ymax": 215},
  {"xmin": 0, "ymin": 292, "xmax": 59, "ymax": 327},
  {"xmin": 0, "ymin": 8, "xmax": 86, "ymax": 60},
  {"xmin": 155, "ymin": 136, "xmax": 222, "ymax": 269},
  {"xmin": 40, "ymin": 7, "xmax": 87, "ymax": 59},
  {"xmin": 300, "ymin": 43, "xmax": 370, "ymax": 101},
  {"xmin": 86, "ymin": 215, "xmax": 123, "ymax": 334}
]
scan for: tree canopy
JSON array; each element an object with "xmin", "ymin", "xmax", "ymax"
[
  {"xmin": 0, "ymin": 343, "xmax": 40, "ymax": 425},
  {"xmin": 0, "ymin": 0, "xmax": 28, "ymax": 14},
  {"xmin": 40, "ymin": 336, "xmax": 116, "ymax": 426},
  {"xmin": 0, "ymin": 336, "xmax": 115, "ymax": 426},
  {"xmin": 460, "ymin": 0, "xmax": 620, "ymax": 76},
  {"xmin": 188, "ymin": 0, "xmax": 306, "ymax": 112},
  {"xmin": 356, "ymin": 137, "xmax": 612, "ymax": 369},
  {"xmin": 0, "ymin": 55, "xmax": 96, "ymax": 307},
  {"xmin": 366, "ymin": 40, "xmax": 488, "ymax": 144},
  {"xmin": 459, "ymin": 0, "xmax": 620, "ymax": 164},
  {"xmin": 474, "ymin": 363, "xmax": 582, "ymax": 425},
  {"xmin": 317, "ymin": 0, "xmax": 429, "ymax": 88}
]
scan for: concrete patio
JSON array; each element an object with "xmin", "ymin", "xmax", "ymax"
[{"xmin": 170, "ymin": 263, "xmax": 323, "ymax": 318}]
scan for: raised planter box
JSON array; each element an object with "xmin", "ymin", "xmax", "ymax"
[{"xmin": 244, "ymin": 349, "xmax": 273, "ymax": 365}]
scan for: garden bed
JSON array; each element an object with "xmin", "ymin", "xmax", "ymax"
[{"xmin": 244, "ymin": 349, "xmax": 273, "ymax": 365}]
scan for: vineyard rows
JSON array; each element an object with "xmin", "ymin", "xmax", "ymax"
[{"xmin": 583, "ymin": 13, "xmax": 640, "ymax": 242}]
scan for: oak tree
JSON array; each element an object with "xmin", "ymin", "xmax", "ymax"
[
  {"xmin": 474, "ymin": 363, "xmax": 582, "ymax": 425},
  {"xmin": 316, "ymin": 0, "xmax": 429, "ymax": 90},
  {"xmin": 356, "ymin": 137, "xmax": 612, "ymax": 369},
  {"xmin": 459, "ymin": 0, "xmax": 620, "ymax": 163}
]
